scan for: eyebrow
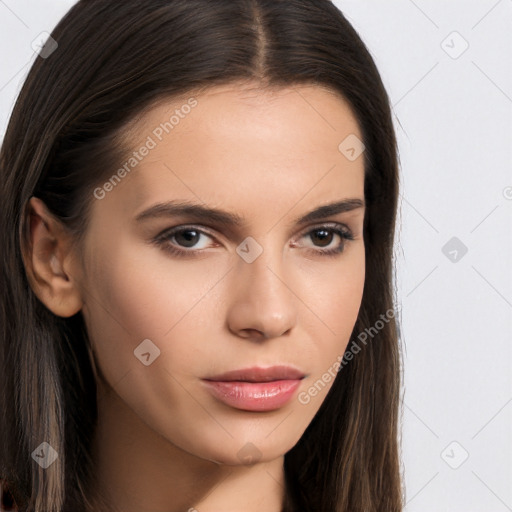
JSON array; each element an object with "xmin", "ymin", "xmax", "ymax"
[{"xmin": 135, "ymin": 198, "xmax": 365, "ymax": 228}]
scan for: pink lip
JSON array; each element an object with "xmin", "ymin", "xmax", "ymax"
[
  {"xmin": 202, "ymin": 365, "xmax": 305, "ymax": 412},
  {"xmin": 205, "ymin": 365, "xmax": 305, "ymax": 382}
]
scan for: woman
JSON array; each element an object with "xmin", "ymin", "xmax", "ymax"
[{"xmin": 0, "ymin": 1, "xmax": 404, "ymax": 510}]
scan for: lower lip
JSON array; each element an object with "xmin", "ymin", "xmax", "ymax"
[{"xmin": 202, "ymin": 379, "xmax": 302, "ymax": 412}]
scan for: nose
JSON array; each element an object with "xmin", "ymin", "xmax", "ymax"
[{"xmin": 226, "ymin": 242, "xmax": 298, "ymax": 341}]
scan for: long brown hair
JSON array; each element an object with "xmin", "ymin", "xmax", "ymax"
[{"xmin": 0, "ymin": 1, "xmax": 404, "ymax": 510}]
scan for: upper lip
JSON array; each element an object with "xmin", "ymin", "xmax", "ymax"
[{"xmin": 204, "ymin": 365, "xmax": 306, "ymax": 383}]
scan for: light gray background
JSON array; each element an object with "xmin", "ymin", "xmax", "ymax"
[{"xmin": 1, "ymin": 1, "xmax": 511, "ymax": 510}]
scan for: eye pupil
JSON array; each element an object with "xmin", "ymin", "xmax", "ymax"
[
  {"xmin": 311, "ymin": 229, "xmax": 333, "ymax": 247},
  {"xmin": 175, "ymin": 229, "xmax": 200, "ymax": 248}
]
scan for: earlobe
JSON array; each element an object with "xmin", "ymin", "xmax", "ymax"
[{"xmin": 22, "ymin": 197, "xmax": 84, "ymax": 318}]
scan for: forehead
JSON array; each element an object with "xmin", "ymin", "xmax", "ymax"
[
  {"xmin": 129, "ymin": 81, "xmax": 362, "ymax": 146},
  {"xmin": 100, "ymin": 82, "xmax": 365, "ymax": 222}
]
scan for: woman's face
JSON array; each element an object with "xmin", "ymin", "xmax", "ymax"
[{"xmin": 78, "ymin": 82, "xmax": 366, "ymax": 465}]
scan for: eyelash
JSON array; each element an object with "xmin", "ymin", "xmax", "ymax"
[{"xmin": 152, "ymin": 223, "xmax": 355, "ymax": 259}]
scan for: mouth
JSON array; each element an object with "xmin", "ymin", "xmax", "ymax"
[
  {"xmin": 201, "ymin": 365, "xmax": 306, "ymax": 412},
  {"xmin": 203, "ymin": 365, "xmax": 306, "ymax": 383}
]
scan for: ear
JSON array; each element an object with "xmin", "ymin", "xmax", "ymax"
[{"xmin": 21, "ymin": 196, "xmax": 84, "ymax": 318}]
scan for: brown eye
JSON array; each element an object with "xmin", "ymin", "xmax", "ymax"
[
  {"xmin": 298, "ymin": 224, "xmax": 354, "ymax": 257},
  {"xmin": 309, "ymin": 228, "xmax": 335, "ymax": 247},
  {"xmin": 152, "ymin": 225, "xmax": 218, "ymax": 257},
  {"xmin": 173, "ymin": 229, "xmax": 202, "ymax": 248}
]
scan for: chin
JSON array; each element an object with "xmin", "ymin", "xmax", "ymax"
[{"xmin": 183, "ymin": 430, "xmax": 301, "ymax": 467}]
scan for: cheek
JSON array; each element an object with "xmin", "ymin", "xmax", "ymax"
[
  {"xmin": 297, "ymin": 246, "xmax": 365, "ymax": 399},
  {"xmin": 335, "ymin": 257, "xmax": 365, "ymax": 337},
  {"xmin": 305, "ymin": 244, "xmax": 365, "ymax": 340},
  {"xmin": 80, "ymin": 242, "xmax": 227, "ymax": 385}
]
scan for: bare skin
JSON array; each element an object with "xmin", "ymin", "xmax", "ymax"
[{"xmin": 24, "ymin": 82, "xmax": 366, "ymax": 512}]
